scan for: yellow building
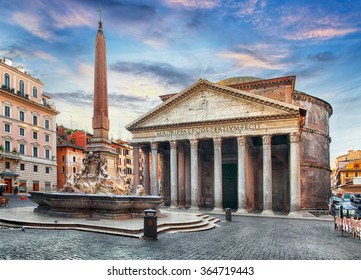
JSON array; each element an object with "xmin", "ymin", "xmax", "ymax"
[{"xmin": 333, "ymin": 149, "xmax": 361, "ymax": 187}]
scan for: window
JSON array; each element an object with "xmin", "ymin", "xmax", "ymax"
[
  {"xmin": 19, "ymin": 80, "xmax": 24, "ymax": 95},
  {"xmin": 5, "ymin": 162, "xmax": 10, "ymax": 169},
  {"xmin": 126, "ymin": 167, "xmax": 132, "ymax": 174},
  {"xmin": 20, "ymin": 163, "xmax": 25, "ymax": 171},
  {"xmin": 73, "ymin": 156, "xmax": 76, "ymax": 162},
  {"xmin": 34, "ymin": 165, "xmax": 38, "ymax": 172},
  {"xmin": 4, "ymin": 141, "xmax": 11, "ymax": 152},
  {"xmin": 44, "ymin": 119, "xmax": 50, "ymax": 129},
  {"xmin": 4, "ymin": 73, "xmax": 10, "ymax": 89},
  {"xmin": 33, "ymin": 86, "xmax": 38, "ymax": 98},
  {"xmin": 4, "ymin": 123, "xmax": 11, "ymax": 133},
  {"xmin": 62, "ymin": 166, "xmax": 65, "ymax": 172},
  {"xmin": 33, "ymin": 115, "xmax": 38, "ymax": 125},
  {"xmin": 126, "ymin": 159, "xmax": 132, "ymax": 165},
  {"xmin": 33, "ymin": 131, "xmax": 38, "ymax": 140},
  {"xmin": 33, "ymin": 147, "xmax": 38, "ymax": 157},
  {"xmin": 73, "ymin": 167, "xmax": 77, "ymax": 173},
  {"xmin": 19, "ymin": 127, "xmax": 25, "ymax": 137},
  {"xmin": 45, "ymin": 149, "xmax": 50, "ymax": 159},
  {"xmin": 19, "ymin": 111, "xmax": 25, "ymax": 122},
  {"xmin": 19, "ymin": 144, "xmax": 25, "ymax": 155},
  {"xmin": 46, "ymin": 167, "xmax": 50, "ymax": 174},
  {"xmin": 4, "ymin": 105, "xmax": 10, "ymax": 117},
  {"xmin": 45, "ymin": 134, "xmax": 50, "ymax": 142}
]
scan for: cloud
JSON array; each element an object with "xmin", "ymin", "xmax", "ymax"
[
  {"xmin": 110, "ymin": 61, "xmax": 195, "ymax": 87},
  {"xmin": 218, "ymin": 44, "xmax": 288, "ymax": 70},
  {"xmin": 284, "ymin": 27, "xmax": 359, "ymax": 41},
  {"xmin": 307, "ymin": 51, "xmax": 336, "ymax": 62},
  {"xmin": 11, "ymin": 12, "xmax": 53, "ymax": 40},
  {"xmin": 163, "ymin": 0, "xmax": 221, "ymax": 9},
  {"xmin": 49, "ymin": 2, "xmax": 95, "ymax": 29}
]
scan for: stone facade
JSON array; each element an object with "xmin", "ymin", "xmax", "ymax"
[{"xmin": 126, "ymin": 76, "xmax": 332, "ymax": 212}]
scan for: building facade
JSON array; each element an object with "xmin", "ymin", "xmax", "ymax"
[
  {"xmin": 0, "ymin": 58, "xmax": 58, "ymax": 193},
  {"xmin": 56, "ymin": 139, "xmax": 84, "ymax": 190},
  {"xmin": 333, "ymin": 149, "xmax": 361, "ymax": 187},
  {"xmin": 126, "ymin": 76, "xmax": 332, "ymax": 213},
  {"xmin": 56, "ymin": 125, "xmax": 137, "ymax": 187}
]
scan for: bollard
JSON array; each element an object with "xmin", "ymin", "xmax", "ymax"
[
  {"xmin": 143, "ymin": 209, "xmax": 158, "ymax": 240},
  {"xmin": 225, "ymin": 208, "xmax": 232, "ymax": 221}
]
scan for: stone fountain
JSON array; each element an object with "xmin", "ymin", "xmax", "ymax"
[{"xmin": 29, "ymin": 151, "xmax": 163, "ymax": 218}]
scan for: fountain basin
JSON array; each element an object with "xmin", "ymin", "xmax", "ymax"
[{"xmin": 29, "ymin": 191, "xmax": 163, "ymax": 218}]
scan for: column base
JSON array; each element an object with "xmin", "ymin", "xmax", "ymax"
[
  {"xmin": 235, "ymin": 208, "xmax": 248, "ymax": 215},
  {"xmin": 189, "ymin": 206, "xmax": 200, "ymax": 212},
  {"xmin": 211, "ymin": 207, "xmax": 224, "ymax": 214},
  {"xmin": 288, "ymin": 211, "xmax": 303, "ymax": 218},
  {"xmin": 261, "ymin": 209, "xmax": 274, "ymax": 216},
  {"xmin": 169, "ymin": 205, "xmax": 178, "ymax": 210}
]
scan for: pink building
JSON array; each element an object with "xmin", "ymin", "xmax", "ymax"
[{"xmin": 0, "ymin": 58, "xmax": 59, "ymax": 193}]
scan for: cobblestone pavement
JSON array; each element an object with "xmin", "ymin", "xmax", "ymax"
[{"xmin": 0, "ymin": 195, "xmax": 360, "ymax": 260}]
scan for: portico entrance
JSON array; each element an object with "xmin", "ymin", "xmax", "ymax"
[{"xmin": 222, "ymin": 163, "xmax": 237, "ymax": 209}]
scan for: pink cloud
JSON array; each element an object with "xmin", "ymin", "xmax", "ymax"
[
  {"xmin": 284, "ymin": 27, "xmax": 359, "ymax": 40},
  {"xmin": 163, "ymin": 0, "xmax": 221, "ymax": 9}
]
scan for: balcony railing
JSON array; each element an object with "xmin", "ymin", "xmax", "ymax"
[{"xmin": 0, "ymin": 150, "xmax": 21, "ymax": 161}]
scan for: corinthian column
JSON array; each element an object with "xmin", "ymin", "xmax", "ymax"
[
  {"xmin": 132, "ymin": 144, "xmax": 140, "ymax": 188},
  {"xmin": 289, "ymin": 132, "xmax": 301, "ymax": 217},
  {"xmin": 151, "ymin": 142, "xmax": 159, "ymax": 196},
  {"xmin": 190, "ymin": 139, "xmax": 199, "ymax": 210},
  {"xmin": 262, "ymin": 135, "xmax": 274, "ymax": 216},
  {"xmin": 213, "ymin": 137, "xmax": 223, "ymax": 213},
  {"xmin": 236, "ymin": 136, "xmax": 247, "ymax": 214},
  {"xmin": 142, "ymin": 145, "xmax": 150, "ymax": 195},
  {"xmin": 170, "ymin": 140, "xmax": 178, "ymax": 208}
]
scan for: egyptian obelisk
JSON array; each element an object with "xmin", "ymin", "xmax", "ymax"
[{"xmin": 86, "ymin": 17, "xmax": 117, "ymax": 177}]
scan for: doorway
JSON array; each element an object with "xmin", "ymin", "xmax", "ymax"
[
  {"xmin": 222, "ymin": 163, "xmax": 238, "ymax": 209},
  {"xmin": 4, "ymin": 179, "xmax": 12, "ymax": 193}
]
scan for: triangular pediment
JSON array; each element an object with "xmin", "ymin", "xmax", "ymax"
[{"xmin": 126, "ymin": 79, "xmax": 300, "ymax": 131}]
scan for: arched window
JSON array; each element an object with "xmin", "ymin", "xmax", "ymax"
[
  {"xmin": 33, "ymin": 86, "xmax": 38, "ymax": 98},
  {"xmin": 19, "ymin": 80, "xmax": 24, "ymax": 95},
  {"xmin": 4, "ymin": 73, "xmax": 10, "ymax": 89}
]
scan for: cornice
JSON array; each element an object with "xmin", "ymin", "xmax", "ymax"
[
  {"xmin": 301, "ymin": 127, "xmax": 331, "ymax": 141},
  {"xmin": 293, "ymin": 91, "xmax": 333, "ymax": 116},
  {"xmin": 0, "ymin": 89, "xmax": 59, "ymax": 115},
  {"xmin": 128, "ymin": 113, "xmax": 299, "ymax": 132},
  {"xmin": 230, "ymin": 75, "xmax": 295, "ymax": 91},
  {"xmin": 301, "ymin": 161, "xmax": 331, "ymax": 172}
]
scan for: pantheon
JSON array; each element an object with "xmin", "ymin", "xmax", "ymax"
[{"xmin": 126, "ymin": 76, "xmax": 332, "ymax": 215}]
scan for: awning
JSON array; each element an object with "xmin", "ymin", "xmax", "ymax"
[{"xmin": 0, "ymin": 169, "xmax": 19, "ymax": 178}]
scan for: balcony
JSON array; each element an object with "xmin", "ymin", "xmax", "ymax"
[{"xmin": 0, "ymin": 150, "xmax": 21, "ymax": 161}]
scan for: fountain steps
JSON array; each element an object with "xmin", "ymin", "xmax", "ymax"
[{"xmin": 0, "ymin": 210, "xmax": 220, "ymax": 238}]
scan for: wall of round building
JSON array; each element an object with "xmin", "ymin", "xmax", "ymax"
[{"xmin": 292, "ymin": 91, "xmax": 333, "ymax": 209}]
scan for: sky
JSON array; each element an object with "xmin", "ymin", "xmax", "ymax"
[{"xmin": 0, "ymin": 0, "xmax": 360, "ymax": 165}]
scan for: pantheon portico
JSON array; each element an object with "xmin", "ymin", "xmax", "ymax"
[{"xmin": 126, "ymin": 76, "xmax": 332, "ymax": 214}]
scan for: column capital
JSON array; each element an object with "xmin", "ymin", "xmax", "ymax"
[
  {"xmin": 141, "ymin": 144, "xmax": 150, "ymax": 153},
  {"xmin": 189, "ymin": 139, "xmax": 199, "ymax": 149},
  {"xmin": 289, "ymin": 132, "xmax": 301, "ymax": 143},
  {"xmin": 151, "ymin": 142, "xmax": 159, "ymax": 150},
  {"xmin": 131, "ymin": 143, "xmax": 140, "ymax": 150},
  {"xmin": 262, "ymin": 135, "xmax": 272, "ymax": 145},
  {"xmin": 213, "ymin": 137, "xmax": 222, "ymax": 148},
  {"xmin": 169, "ymin": 140, "xmax": 177, "ymax": 149},
  {"xmin": 237, "ymin": 136, "xmax": 247, "ymax": 146}
]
